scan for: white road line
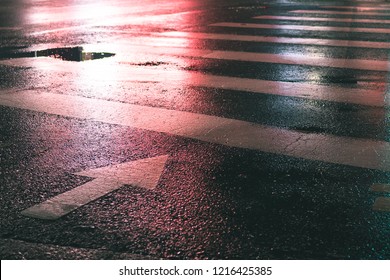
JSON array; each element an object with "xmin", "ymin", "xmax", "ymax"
[
  {"xmin": 75, "ymin": 41, "xmax": 389, "ymax": 71},
  {"xmin": 115, "ymin": 44, "xmax": 389, "ymax": 71},
  {"xmin": 253, "ymin": 15, "xmax": 390, "ymax": 24},
  {"xmin": 323, "ymin": 6, "xmax": 390, "ymax": 11},
  {"xmin": 207, "ymin": 51, "xmax": 388, "ymax": 71},
  {"xmin": 210, "ymin": 22, "xmax": 390, "ymax": 34},
  {"xmin": 291, "ymin": 10, "xmax": 390, "ymax": 16},
  {"xmin": 159, "ymin": 31, "xmax": 390, "ymax": 49},
  {"xmin": 0, "ymin": 59, "xmax": 386, "ymax": 107},
  {"xmin": 173, "ymin": 48, "xmax": 388, "ymax": 71},
  {"xmin": 0, "ymin": 91, "xmax": 389, "ymax": 172}
]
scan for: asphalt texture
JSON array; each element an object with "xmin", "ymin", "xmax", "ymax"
[{"xmin": 0, "ymin": 0, "xmax": 389, "ymax": 260}]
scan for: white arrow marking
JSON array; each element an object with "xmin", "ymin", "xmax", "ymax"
[{"xmin": 21, "ymin": 155, "xmax": 168, "ymax": 220}]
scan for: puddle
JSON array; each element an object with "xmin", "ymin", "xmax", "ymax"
[{"xmin": 1, "ymin": 46, "xmax": 115, "ymax": 62}]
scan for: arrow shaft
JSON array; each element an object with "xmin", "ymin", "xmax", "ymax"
[{"xmin": 21, "ymin": 178, "xmax": 122, "ymax": 220}]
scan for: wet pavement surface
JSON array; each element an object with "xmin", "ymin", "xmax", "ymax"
[{"xmin": 0, "ymin": 0, "xmax": 389, "ymax": 259}]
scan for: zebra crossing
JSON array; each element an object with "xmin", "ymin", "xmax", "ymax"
[
  {"xmin": 210, "ymin": 22, "xmax": 390, "ymax": 34},
  {"xmin": 157, "ymin": 31, "xmax": 390, "ymax": 49},
  {"xmin": 1, "ymin": 4, "xmax": 390, "ymax": 213},
  {"xmin": 108, "ymin": 44, "xmax": 389, "ymax": 71},
  {"xmin": 206, "ymin": 5, "xmax": 390, "ymax": 211}
]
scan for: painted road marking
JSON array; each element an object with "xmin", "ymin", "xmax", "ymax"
[
  {"xmin": 75, "ymin": 41, "xmax": 389, "ymax": 72},
  {"xmin": 21, "ymin": 155, "xmax": 169, "ymax": 219},
  {"xmin": 323, "ymin": 6, "xmax": 390, "ymax": 11},
  {"xmin": 291, "ymin": 10, "xmax": 390, "ymax": 16},
  {"xmin": 108, "ymin": 44, "xmax": 390, "ymax": 71},
  {"xmin": 253, "ymin": 15, "xmax": 390, "ymax": 24},
  {"xmin": 373, "ymin": 197, "xmax": 390, "ymax": 211},
  {"xmin": 210, "ymin": 22, "xmax": 390, "ymax": 34},
  {"xmin": 0, "ymin": 91, "xmax": 389, "ymax": 172},
  {"xmin": 159, "ymin": 31, "xmax": 390, "ymax": 49},
  {"xmin": 0, "ymin": 60, "xmax": 386, "ymax": 107},
  {"xmin": 370, "ymin": 183, "xmax": 390, "ymax": 193},
  {"xmin": 141, "ymin": 47, "xmax": 389, "ymax": 72},
  {"xmin": 201, "ymin": 51, "xmax": 389, "ymax": 72}
]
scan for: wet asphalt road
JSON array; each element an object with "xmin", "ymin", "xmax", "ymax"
[{"xmin": 0, "ymin": 0, "xmax": 390, "ymax": 259}]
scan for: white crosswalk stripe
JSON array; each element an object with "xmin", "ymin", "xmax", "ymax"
[
  {"xmin": 208, "ymin": 7, "xmax": 390, "ymax": 211},
  {"xmin": 101, "ymin": 44, "xmax": 390, "ymax": 72},
  {"xmin": 0, "ymin": 60, "xmax": 386, "ymax": 107},
  {"xmin": 290, "ymin": 9, "xmax": 390, "ymax": 16},
  {"xmin": 0, "ymin": 91, "xmax": 389, "ymax": 172},
  {"xmin": 210, "ymin": 22, "xmax": 390, "ymax": 34},
  {"xmin": 253, "ymin": 15, "xmax": 390, "ymax": 24},
  {"xmin": 158, "ymin": 31, "xmax": 390, "ymax": 49},
  {"xmin": 323, "ymin": 6, "xmax": 390, "ymax": 11},
  {"xmin": 1, "ymin": 4, "xmax": 389, "ymax": 213}
]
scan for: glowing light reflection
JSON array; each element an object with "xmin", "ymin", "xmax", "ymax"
[{"xmin": 26, "ymin": 2, "xmax": 124, "ymax": 25}]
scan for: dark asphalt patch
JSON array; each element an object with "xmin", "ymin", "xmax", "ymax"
[{"xmin": 289, "ymin": 125, "xmax": 328, "ymax": 134}]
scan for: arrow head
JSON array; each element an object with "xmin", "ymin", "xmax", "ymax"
[
  {"xmin": 74, "ymin": 155, "xmax": 169, "ymax": 190},
  {"xmin": 21, "ymin": 155, "xmax": 169, "ymax": 220}
]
